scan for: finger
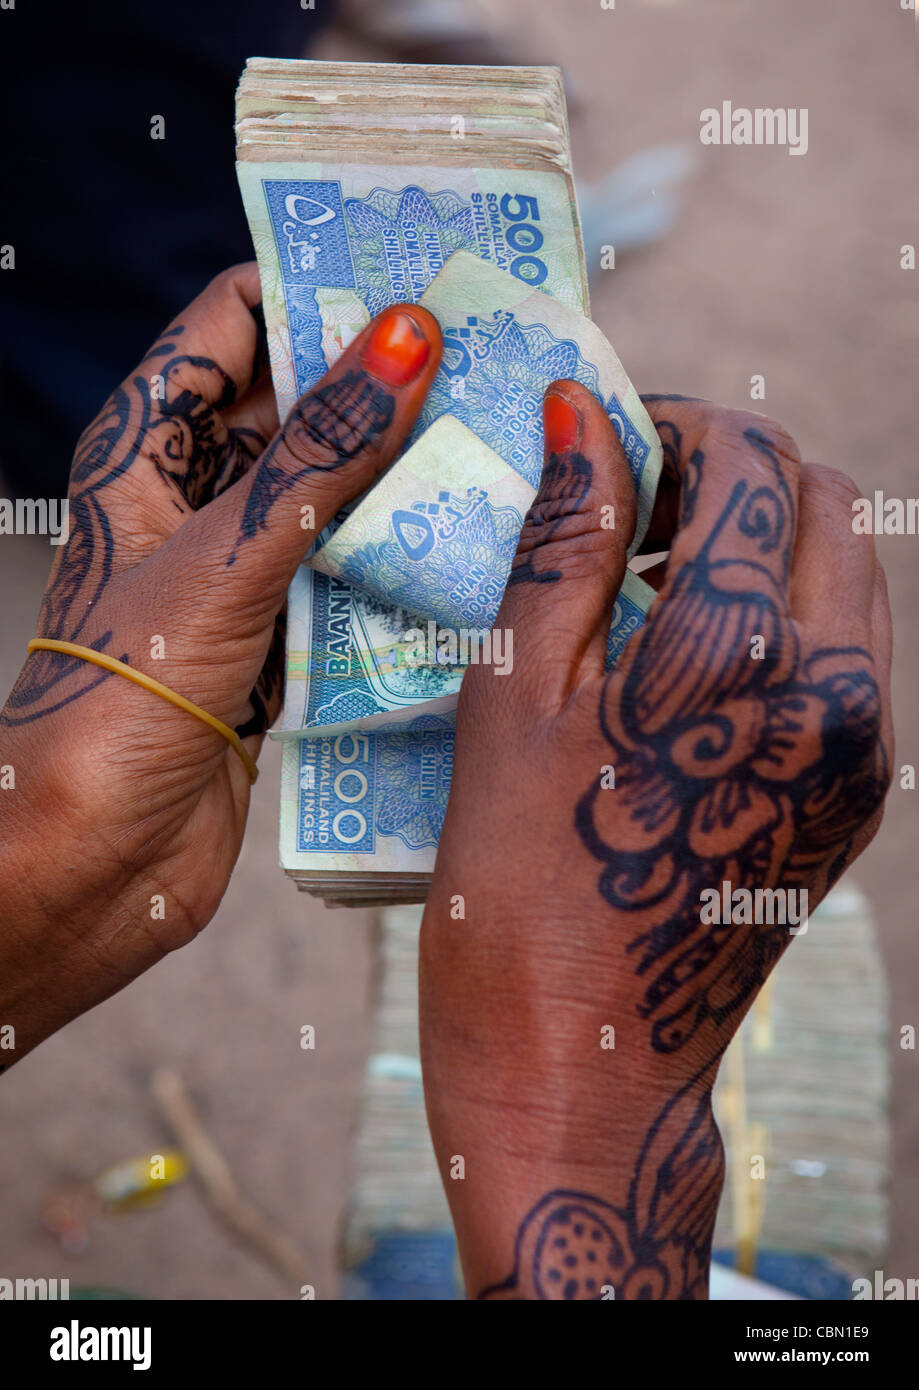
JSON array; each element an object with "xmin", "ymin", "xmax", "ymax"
[
  {"xmin": 163, "ymin": 303, "xmax": 442, "ymax": 632},
  {"xmin": 790, "ymin": 466, "xmax": 895, "ymax": 798},
  {"xmin": 789, "ymin": 464, "xmax": 876, "ymax": 642},
  {"xmin": 790, "ymin": 467, "xmax": 896, "ymax": 864},
  {"xmin": 639, "ymin": 397, "xmax": 802, "ymax": 605},
  {"xmin": 220, "ymin": 374, "xmax": 280, "ymax": 453},
  {"xmin": 485, "ymin": 380, "xmax": 638, "ymax": 708},
  {"xmin": 69, "ymin": 265, "xmax": 270, "ymax": 559},
  {"xmin": 137, "ymin": 262, "xmax": 266, "ymax": 408},
  {"xmin": 634, "ymin": 394, "xmax": 698, "ymax": 553}
]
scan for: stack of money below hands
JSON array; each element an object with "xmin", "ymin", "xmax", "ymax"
[{"xmin": 235, "ymin": 60, "xmax": 661, "ymax": 906}]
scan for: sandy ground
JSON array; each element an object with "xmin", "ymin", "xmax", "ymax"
[{"xmin": 0, "ymin": 0, "xmax": 916, "ymax": 1296}]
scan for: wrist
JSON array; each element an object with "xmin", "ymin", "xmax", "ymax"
[
  {"xmin": 422, "ymin": 1067, "xmax": 725, "ymax": 1300},
  {"xmin": 419, "ymin": 897, "xmax": 726, "ymax": 1299},
  {"xmin": 419, "ymin": 905, "xmax": 700, "ymax": 1158},
  {"xmin": 0, "ymin": 732, "xmax": 136, "ymax": 1066}
]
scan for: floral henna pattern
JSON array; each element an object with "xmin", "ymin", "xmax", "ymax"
[
  {"xmin": 480, "ymin": 418, "xmax": 890, "ymax": 1302},
  {"xmin": 576, "ymin": 430, "xmax": 890, "ymax": 1056},
  {"xmin": 137, "ymin": 329, "xmax": 260, "ymax": 510},
  {"xmin": 480, "ymin": 1070, "xmax": 723, "ymax": 1300}
]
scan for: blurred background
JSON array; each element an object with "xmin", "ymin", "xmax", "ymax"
[{"xmin": 0, "ymin": 0, "xmax": 916, "ymax": 1298}]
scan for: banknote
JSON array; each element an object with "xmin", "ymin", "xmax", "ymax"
[
  {"xmin": 277, "ymin": 565, "xmax": 652, "ymax": 875},
  {"xmin": 237, "ymin": 160, "xmax": 593, "ymax": 741},
  {"xmin": 278, "ymin": 716, "xmax": 449, "ymax": 879},
  {"xmin": 280, "ymin": 559, "xmax": 464, "ymax": 736},
  {"xmin": 303, "ymin": 412, "xmax": 654, "ymax": 734},
  {"xmin": 236, "ymin": 164, "xmax": 589, "ymax": 419},
  {"xmin": 311, "ymin": 415, "xmax": 531, "ymax": 633},
  {"xmin": 278, "ymin": 416, "xmax": 517, "ymax": 738},
  {"xmin": 297, "ymin": 244, "xmax": 662, "ymax": 737},
  {"xmin": 414, "ymin": 252, "xmax": 661, "ymax": 551},
  {"xmin": 235, "ymin": 61, "xmax": 659, "ymax": 900},
  {"xmin": 279, "ymin": 249, "xmax": 661, "ymax": 736}
]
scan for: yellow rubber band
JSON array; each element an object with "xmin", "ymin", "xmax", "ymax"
[{"xmin": 26, "ymin": 638, "xmax": 259, "ymax": 785}]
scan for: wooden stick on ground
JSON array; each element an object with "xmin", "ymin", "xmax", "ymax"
[{"xmin": 151, "ymin": 1067, "xmax": 312, "ymax": 1290}]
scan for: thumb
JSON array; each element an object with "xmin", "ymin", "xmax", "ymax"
[
  {"xmin": 491, "ymin": 380, "xmax": 637, "ymax": 709},
  {"xmin": 176, "ymin": 303, "xmax": 442, "ymax": 620}
]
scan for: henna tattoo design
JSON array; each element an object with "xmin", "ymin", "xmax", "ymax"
[
  {"xmin": 2, "ymin": 326, "xmax": 266, "ymax": 727},
  {"xmin": 483, "ymin": 423, "xmax": 888, "ymax": 1303},
  {"xmin": 575, "ymin": 426, "xmax": 889, "ymax": 1057},
  {"xmin": 507, "ymin": 449, "xmax": 593, "ymax": 587},
  {"xmin": 479, "ymin": 1068, "xmax": 723, "ymax": 1300},
  {"xmin": 229, "ymin": 369, "xmax": 395, "ymax": 563}
]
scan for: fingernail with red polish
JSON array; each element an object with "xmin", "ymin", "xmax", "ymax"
[
  {"xmin": 361, "ymin": 310, "xmax": 432, "ymax": 387},
  {"xmin": 543, "ymin": 391, "xmax": 581, "ymax": 452}
]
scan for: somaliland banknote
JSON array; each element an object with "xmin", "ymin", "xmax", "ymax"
[
  {"xmin": 297, "ymin": 249, "xmax": 661, "ymax": 736},
  {"xmin": 414, "ymin": 252, "xmax": 661, "ymax": 552},
  {"xmin": 236, "ymin": 162, "xmax": 590, "ymax": 418},
  {"xmin": 276, "ymin": 551, "xmax": 653, "ymax": 879},
  {"xmin": 235, "ymin": 64, "xmax": 659, "ymax": 893},
  {"xmin": 300, "ymin": 413, "xmax": 655, "ymax": 738},
  {"xmin": 278, "ymin": 250, "xmax": 661, "ymax": 734},
  {"xmin": 250, "ymin": 198, "xmax": 654, "ymax": 868},
  {"xmin": 237, "ymin": 163, "xmax": 592, "ymax": 740}
]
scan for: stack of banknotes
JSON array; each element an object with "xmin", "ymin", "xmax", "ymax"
[{"xmin": 235, "ymin": 60, "xmax": 662, "ymax": 906}]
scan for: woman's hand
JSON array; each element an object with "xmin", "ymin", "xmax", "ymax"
[
  {"xmin": 419, "ymin": 384, "xmax": 893, "ymax": 1299},
  {"xmin": 0, "ymin": 263, "xmax": 442, "ymax": 1064}
]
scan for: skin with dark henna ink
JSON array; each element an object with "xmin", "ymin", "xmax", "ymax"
[
  {"xmin": 229, "ymin": 368, "xmax": 395, "ymax": 563},
  {"xmin": 576, "ymin": 428, "xmax": 887, "ymax": 1058},
  {"xmin": 480, "ymin": 1065, "xmax": 723, "ymax": 1300},
  {"xmin": 460, "ymin": 408, "xmax": 891, "ymax": 1302},
  {"xmin": 2, "ymin": 322, "xmax": 275, "ymax": 729},
  {"xmin": 507, "ymin": 449, "xmax": 594, "ymax": 587}
]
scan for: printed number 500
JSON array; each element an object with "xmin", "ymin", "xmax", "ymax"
[{"xmin": 500, "ymin": 194, "xmax": 548, "ymax": 287}]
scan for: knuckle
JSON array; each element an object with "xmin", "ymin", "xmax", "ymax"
[
  {"xmin": 279, "ymin": 400, "xmax": 341, "ymax": 469},
  {"xmin": 511, "ymin": 456, "xmax": 609, "ymax": 577},
  {"xmin": 801, "ymin": 464, "xmax": 877, "ymax": 553},
  {"xmin": 207, "ymin": 265, "xmax": 240, "ymax": 296},
  {"xmin": 803, "ymin": 463, "xmax": 863, "ymax": 509},
  {"xmin": 711, "ymin": 408, "xmax": 802, "ymax": 473},
  {"xmin": 818, "ymin": 667, "xmax": 889, "ymax": 813}
]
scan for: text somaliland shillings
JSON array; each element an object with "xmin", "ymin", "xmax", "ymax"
[
  {"xmin": 278, "ymin": 713, "xmax": 455, "ymax": 879},
  {"xmin": 237, "ymin": 165, "xmax": 589, "ymax": 418}
]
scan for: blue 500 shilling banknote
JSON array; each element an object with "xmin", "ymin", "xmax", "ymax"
[
  {"xmin": 240, "ymin": 160, "xmax": 656, "ymax": 876},
  {"xmin": 239, "ymin": 165, "xmax": 592, "ymax": 735}
]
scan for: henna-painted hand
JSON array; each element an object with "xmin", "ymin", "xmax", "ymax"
[
  {"xmin": 420, "ymin": 384, "xmax": 893, "ymax": 1299},
  {"xmin": 0, "ymin": 264, "xmax": 442, "ymax": 1065}
]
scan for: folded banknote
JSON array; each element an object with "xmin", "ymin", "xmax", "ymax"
[
  {"xmin": 286, "ymin": 251, "xmax": 661, "ymax": 737},
  {"xmin": 235, "ymin": 60, "xmax": 660, "ymax": 904}
]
